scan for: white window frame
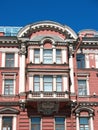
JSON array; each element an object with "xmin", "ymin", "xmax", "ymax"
[
  {"xmin": 77, "ymin": 75, "xmax": 89, "ymax": 97},
  {"xmin": 0, "ymin": 115, "xmax": 17, "ymax": 130},
  {"xmin": 2, "ymin": 73, "xmax": 16, "ymax": 95}
]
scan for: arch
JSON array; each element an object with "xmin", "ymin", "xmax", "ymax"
[
  {"xmin": 75, "ymin": 106, "xmax": 94, "ymax": 115},
  {"xmin": 17, "ymin": 21, "xmax": 77, "ymax": 39}
]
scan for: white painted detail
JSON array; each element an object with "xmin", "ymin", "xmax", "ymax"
[
  {"xmin": 40, "ymin": 47, "xmax": 43, "ymax": 63},
  {"xmin": 19, "ymin": 54, "xmax": 25, "ymax": 93},
  {"xmin": 15, "ymin": 53, "xmax": 18, "ymax": 67},
  {"xmin": 53, "ymin": 48, "xmax": 56, "ymax": 63},
  {"xmin": 29, "ymin": 76, "xmax": 33, "ymax": 91},
  {"xmin": 87, "ymin": 76, "xmax": 89, "ymax": 95},
  {"xmin": 90, "ymin": 116, "xmax": 94, "ymax": 130},
  {"xmin": 0, "ymin": 48, "xmax": 19, "ymax": 52},
  {"xmin": 2, "ymin": 52, "xmax": 5, "ymax": 67},
  {"xmin": 0, "ymin": 116, "xmax": 2, "ymax": 130},
  {"xmin": 30, "ymin": 49, "xmax": 34, "ymax": 63},
  {"xmin": 95, "ymin": 54, "xmax": 98, "ymax": 68},
  {"xmin": 69, "ymin": 55, "xmax": 74, "ymax": 93},
  {"xmin": 53, "ymin": 76, "xmax": 56, "ymax": 91},
  {"xmin": 85, "ymin": 54, "xmax": 89, "ymax": 68},
  {"xmin": 63, "ymin": 76, "xmax": 68, "ymax": 98},
  {"xmin": 13, "ymin": 116, "xmax": 17, "ymax": 130},
  {"xmin": 40, "ymin": 75, "xmax": 43, "ymax": 91},
  {"xmin": 76, "ymin": 116, "xmax": 79, "ymax": 130},
  {"xmin": 62, "ymin": 49, "xmax": 67, "ymax": 64}
]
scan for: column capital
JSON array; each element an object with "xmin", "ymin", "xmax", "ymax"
[{"xmin": 19, "ymin": 43, "xmax": 26, "ymax": 55}]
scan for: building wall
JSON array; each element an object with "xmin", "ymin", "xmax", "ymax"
[{"xmin": 0, "ymin": 21, "xmax": 98, "ymax": 130}]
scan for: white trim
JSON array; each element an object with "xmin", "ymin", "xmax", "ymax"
[
  {"xmin": 87, "ymin": 76, "xmax": 90, "ymax": 95},
  {"xmin": 53, "ymin": 47, "xmax": 56, "ymax": 63},
  {"xmin": 40, "ymin": 47, "xmax": 43, "ymax": 63},
  {"xmin": 62, "ymin": 49, "xmax": 67, "ymax": 64},
  {"xmin": 19, "ymin": 54, "xmax": 25, "ymax": 93},
  {"xmin": 29, "ymin": 76, "xmax": 33, "ymax": 91},
  {"xmin": 2, "ymin": 52, "xmax": 5, "ymax": 67},
  {"xmin": 15, "ymin": 52, "xmax": 18, "ymax": 67},
  {"xmin": 30, "ymin": 48, "xmax": 34, "ymax": 63},
  {"xmin": 40, "ymin": 75, "xmax": 43, "ymax": 92},
  {"xmin": 0, "ymin": 48, "xmax": 19, "ymax": 52},
  {"xmin": 53, "ymin": 76, "xmax": 56, "ymax": 92},
  {"xmin": 0, "ymin": 115, "xmax": 17, "ymax": 130},
  {"xmin": 69, "ymin": 55, "xmax": 74, "ymax": 93},
  {"xmin": 76, "ymin": 116, "xmax": 79, "ymax": 130},
  {"xmin": 95, "ymin": 54, "xmax": 98, "ymax": 68},
  {"xmin": 0, "ymin": 116, "xmax": 2, "ymax": 130},
  {"xmin": 63, "ymin": 76, "xmax": 68, "ymax": 98},
  {"xmin": 85, "ymin": 54, "xmax": 89, "ymax": 68},
  {"xmin": 90, "ymin": 116, "xmax": 94, "ymax": 130}
]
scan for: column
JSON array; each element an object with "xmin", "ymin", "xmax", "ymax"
[
  {"xmin": 19, "ymin": 43, "xmax": 26, "ymax": 93},
  {"xmin": 95, "ymin": 54, "xmax": 98, "ymax": 68},
  {"xmin": 15, "ymin": 52, "xmax": 18, "ymax": 67},
  {"xmin": 53, "ymin": 75, "xmax": 56, "ymax": 91},
  {"xmin": 53, "ymin": 47, "xmax": 56, "ymax": 63},
  {"xmin": 90, "ymin": 114, "xmax": 94, "ymax": 130},
  {"xmin": 40, "ymin": 46, "xmax": 43, "ymax": 63},
  {"xmin": 2, "ymin": 52, "xmax": 5, "ymax": 67},
  {"xmin": 29, "ymin": 76, "xmax": 33, "ymax": 91},
  {"xmin": 85, "ymin": 54, "xmax": 89, "ymax": 68},
  {"xmin": 76, "ymin": 114, "xmax": 79, "ymax": 130},
  {"xmin": 63, "ymin": 75, "xmax": 68, "ymax": 98},
  {"xmin": 40, "ymin": 75, "xmax": 43, "ymax": 97},
  {"xmin": 62, "ymin": 49, "xmax": 67, "ymax": 64},
  {"xmin": 30, "ymin": 48, "xmax": 34, "ymax": 63},
  {"xmin": 13, "ymin": 116, "xmax": 17, "ymax": 130},
  {"xmin": 69, "ymin": 45, "xmax": 74, "ymax": 93},
  {"xmin": 87, "ymin": 76, "xmax": 89, "ymax": 95},
  {"xmin": 0, "ymin": 116, "xmax": 2, "ymax": 130}
]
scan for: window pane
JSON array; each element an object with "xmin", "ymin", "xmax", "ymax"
[
  {"xmin": 5, "ymin": 53, "xmax": 14, "ymax": 67},
  {"xmin": 34, "ymin": 49, "xmax": 40, "ymax": 63},
  {"xmin": 44, "ymin": 76, "xmax": 53, "ymax": 91},
  {"xmin": 79, "ymin": 117, "xmax": 89, "ymax": 130},
  {"xmin": 76, "ymin": 54, "xmax": 85, "ymax": 68},
  {"xmin": 4, "ymin": 79, "xmax": 14, "ymax": 95},
  {"xmin": 2, "ymin": 117, "xmax": 12, "ymax": 130},
  {"xmin": 56, "ymin": 49, "xmax": 61, "ymax": 64},
  {"xmin": 43, "ymin": 49, "xmax": 52, "ymax": 64},
  {"xmin": 31, "ymin": 117, "xmax": 40, "ymax": 130},
  {"xmin": 78, "ymin": 80, "xmax": 87, "ymax": 96},
  {"xmin": 55, "ymin": 117, "xmax": 65, "ymax": 130}
]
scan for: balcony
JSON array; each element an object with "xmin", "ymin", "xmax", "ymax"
[{"xmin": 27, "ymin": 91, "xmax": 69, "ymax": 101}]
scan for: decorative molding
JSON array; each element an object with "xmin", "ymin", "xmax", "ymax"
[
  {"xmin": 0, "ymin": 107, "xmax": 19, "ymax": 114},
  {"xmin": 38, "ymin": 101, "xmax": 59, "ymax": 115}
]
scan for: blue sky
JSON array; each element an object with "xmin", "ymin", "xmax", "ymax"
[{"xmin": 0, "ymin": 0, "xmax": 98, "ymax": 33}]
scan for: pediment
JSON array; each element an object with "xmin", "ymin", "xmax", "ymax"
[{"xmin": 0, "ymin": 107, "xmax": 19, "ymax": 114}]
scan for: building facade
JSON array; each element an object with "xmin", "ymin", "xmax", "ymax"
[{"xmin": 0, "ymin": 21, "xmax": 98, "ymax": 130}]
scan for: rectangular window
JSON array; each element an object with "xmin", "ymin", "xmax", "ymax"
[
  {"xmin": 5, "ymin": 53, "xmax": 14, "ymax": 67},
  {"xmin": 2, "ymin": 117, "xmax": 12, "ymax": 130},
  {"xmin": 79, "ymin": 117, "xmax": 89, "ymax": 130},
  {"xmin": 43, "ymin": 76, "xmax": 53, "ymax": 91},
  {"xmin": 34, "ymin": 49, "xmax": 40, "ymax": 63},
  {"xmin": 43, "ymin": 49, "xmax": 52, "ymax": 64},
  {"xmin": 34, "ymin": 76, "xmax": 40, "ymax": 91},
  {"xmin": 56, "ymin": 49, "xmax": 61, "ymax": 64},
  {"xmin": 78, "ymin": 80, "xmax": 87, "ymax": 96},
  {"xmin": 56, "ymin": 76, "xmax": 62, "ymax": 91},
  {"xmin": 76, "ymin": 54, "xmax": 85, "ymax": 68},
  {"xmin": 31, "ymin": 117, "xmax": 41, "ymax": 130},
  {"xmin": 55, "ymin": 117, "xmax": 65, "ymax": 130},
  {"xmin": 4, "ymin": 79, "xmax": 14, "ymax": 95}
]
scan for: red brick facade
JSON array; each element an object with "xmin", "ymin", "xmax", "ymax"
[{"xmin": 0, "ymin": 21, "xmax": 98, "ymax": 130}]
